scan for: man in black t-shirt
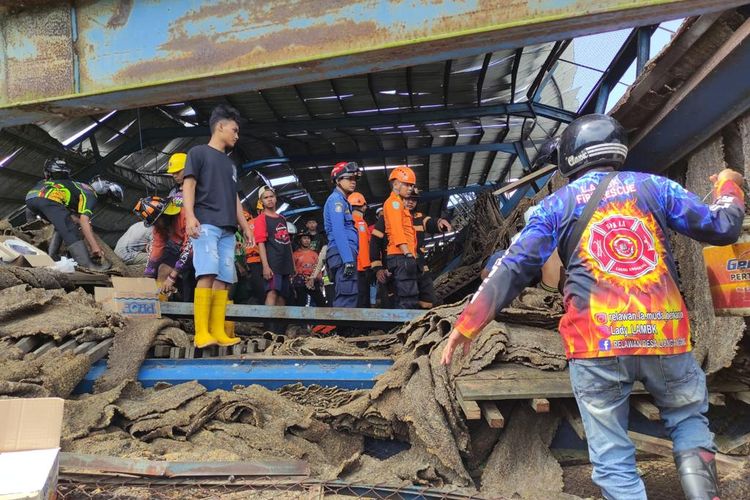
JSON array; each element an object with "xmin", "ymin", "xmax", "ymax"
[
  {"xmin": 254, "ymin": 186, "xmax": 294, "ymax": 307},
  {"xmin": 183, "ymin": 105, "xmax": 254, "ymax": 350}
]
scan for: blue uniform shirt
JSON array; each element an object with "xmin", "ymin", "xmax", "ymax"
[{"xmin": 323, "ymin": 188, "xmax": 358, "ymax": 264}]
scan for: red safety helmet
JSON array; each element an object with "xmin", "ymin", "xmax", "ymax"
[
  {"xmin": 331, "ymin": 161, "xmax": 361, "ymax": 181},
  {"xmin": 388, "ymin": 166, "xmax": 416, "ymax": 184},
  {"xmin": 347, "ymin": 192, "xmax": 367, "ymax": 206}
]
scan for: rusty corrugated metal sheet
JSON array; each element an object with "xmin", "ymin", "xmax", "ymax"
[
  {"xmin": 2, "ymin": 5, "xmax": 73, "ymax": 103},
  {"xmin": 0, "ymin": 0, "xmax": 745, "ymax": 126}
]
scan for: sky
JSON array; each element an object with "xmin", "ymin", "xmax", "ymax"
[{"xmin": 568, "ymin": 19, "xmax": 685, "ymax": 112}]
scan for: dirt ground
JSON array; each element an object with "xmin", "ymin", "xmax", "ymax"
[{"xmin": 563, "ymin": 458, "xmax": 750, "ymax": 500}]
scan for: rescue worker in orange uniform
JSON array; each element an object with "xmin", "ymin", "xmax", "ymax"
[
  {"xmin": 348, "ymin": 192, "xmax": 371, "ymax": 308},
  {"xmin": 403, "ymin": 189, "xmax": 452, "ymax": 309},
  {"xmin": 383, "ymin": 166, "xmax": 418, "ymax": 309}
]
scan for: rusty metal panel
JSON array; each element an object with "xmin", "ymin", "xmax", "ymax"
[
  {"xmin": 60, "ymin": 452, "xmax": 310, "ymax": 477},
  {"xmin": 0, "ymin": 0, "xmax": 746, "ymax": 125},
  {"xmin": 2, "ymin": 5, "xmax": 73, "ymax": 103}
]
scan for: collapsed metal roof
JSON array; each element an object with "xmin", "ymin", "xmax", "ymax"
[{"xmin": 0, "ymin": 28, "xmax": 651, "ymax": 244}]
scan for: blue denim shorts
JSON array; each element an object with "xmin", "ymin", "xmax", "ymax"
[{"xmin": 191, "ymin": 224, "xmax": 237, "ymax": 284}]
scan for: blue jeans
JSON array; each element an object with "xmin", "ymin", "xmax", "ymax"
[
  {"xmin": 191, "ymin": 224, "xmax": 236, "ymax": 284},
  {"xmin": 569, "ymin": 353, "xmax": 714, "ymax": 500}
]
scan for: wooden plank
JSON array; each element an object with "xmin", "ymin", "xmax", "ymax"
[
  {"xmin": 153, "ymin": 345, "xmax": 172, "ymax": 358},
  {"xmin": 716, "ymin": 431, "xmax": 750, "ymax": 454},
  {"xmin": 530, "ymin": 398, "xmax": 550, "ymax": 413},
  {"xmin": 73, "ymin": 341, "xmax": 96, "ymax": 354},
  {"xmin": 184, "ymin": 346, "xmax": 195, "ymax": 359},
  {"xmin": 628, "ymin": 431, "xmax": 747, "ymax": 474},
  {"xmin": 479, "ymin": 402, "xmax": 505, "ymax": 428},
  {"xmin": 631, "ymin": 398, "xmax": 660, "ymax": 421},
  {"xmin": 560, "ymin": 400, "xmax": 586, "ymax": 441},
  {"xmin": 455, "ymin": 386, "xmax": 481, "ymax": 420},
  {"xmin": 85, "ymin": 338, "xmax": 113, "ymax": 363},
  {"xmin": 710, "ymin": 381, "xmax": 750, "ymax": 393},
  {"xmin": 493, "ymin": 164, "xmax": 557, "ymax": 196},
  {"xmin": 14, "ymin": 337, "xmax": 39, "ymax": 353},
  {"xmin": 708, "ymin": 393, "xmax": 726, "ymax": 406},
  {"xmin": 33, "ymin": 341, "xmax": 57, "ymax": 356},
  {"xmin": 169, "ymin": 347, "xmax": 185, "ymax": 359},
  {"xmin": 730, "ymin": 391, "xmax": 750, "ymax": 405},
  {"xmin": 58, "ymin": 338, "xmax": 78, "ymax": 352},
  {"xmin": 456, "ymin": 364, "xmax": 650, "ymax": 400}
]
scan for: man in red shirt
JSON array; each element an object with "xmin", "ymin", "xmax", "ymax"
[{"xmin": 254, "ymin": 186, "xmax": 295, "ymax": 307}]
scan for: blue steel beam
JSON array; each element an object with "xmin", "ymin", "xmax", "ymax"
[
  {"xmin": 625, "ymin": 19, "xmax": 750, "ymax": 171},
  {"xmin": 1, "ymin": 0, "xmax": 743, "ymax": 126},
  {"xmin": 160, "ymin": 302, "xmax": 424, "ymax": 327},
  {"xmin": 75, "ymin": 357, "xmax": 394, "ymax": 393},
  {"xmin": 240, "ymin": 142, "xmax": 518, "ymax": 168},
  {"xmin": 579, "ymin": 25, "xmax": 658, "ymax": 115}
]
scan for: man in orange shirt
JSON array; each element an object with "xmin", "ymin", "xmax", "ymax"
[
  {"xmin": 292, "ymin": 232, "xmax": 325, "ymax": 306},
  {"xmin": 348, "ymin": 192, "xmax": 371, "ymax": 308},
  {"xmin": 383, "ymin": 166, "xmax": 418, "ymax": 309}
]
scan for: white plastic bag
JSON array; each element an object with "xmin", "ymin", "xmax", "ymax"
[{"xmin": 49, "ymin": 256, "xmax": 77, "ymax": 273}]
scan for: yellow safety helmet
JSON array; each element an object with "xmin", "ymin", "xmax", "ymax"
[
  {"xmin": 166, "ymin": 153, "xmax": 187, "ymax": 174},
  {"xmin": 163, "ymin": 201, "xmax": 181, "ymax": 216}
]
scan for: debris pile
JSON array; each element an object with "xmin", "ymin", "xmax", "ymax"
[
  {"xmin": 64, "ymin": 381, "xmax": 364, "ymax": 480},
  {"xmin": 434, "ymin": 172, "xmax": 566, "ymax": 304},
  {"xmin": 26, "ymin": 283, "xmax": 568, "ymax": 495},
  {"xmin": 318, "ymin": 297, "xmax": 567, "ymax": 495}
]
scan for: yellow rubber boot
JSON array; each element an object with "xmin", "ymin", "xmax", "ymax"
[
  {"xmin": 210, "ymin": 289, "xmax": 240, "ymax": 346},
  {"xmin": 193, "ymin": 288, "xmax": 217, "ymax": 349},
  {"xmin": 225, "ymin": 299, "xmax": 236, "ymax": 338}
]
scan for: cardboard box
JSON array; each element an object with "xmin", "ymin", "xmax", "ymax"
[
  {"xmin": 0, "ymin": 237, "xmax": 54, "ymax": 268},
  {"xmin": 95, "ymin": 277, "xmax": 161, "ymax": 318},
  {"xmin": 0, "ymin": 398, "xmax": 64, "ymax": 500}
]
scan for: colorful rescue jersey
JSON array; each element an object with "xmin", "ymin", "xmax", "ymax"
[
  {"xmin": 454, "ymin": 170, "xmax": 745, "ymax": 359},
  {"xmin": 353, "ymin": 212, "xmax": 371, "ymax": 271},
  {"xmin": 26, "ymin": 180, "xmax": 98, "ymax": 216},
  {"xmin": 383, "ymin": 192, "xmax": 416, "ymax": 256},
  {"xmin": 144, "ymin": 211, "xmax": 192, "ymax": 278}
]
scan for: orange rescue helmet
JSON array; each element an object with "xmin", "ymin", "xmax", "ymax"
[
  {"xmin": 347, "ymin": 192, "xmax": 367, "ymax": 206},
  {"xmin": 133, "ymin": 196, "xmax": 178, "ymax": 227},
  {"xmin": 388, "ymin": 166, "xmax": 416, "ymax": 184}
]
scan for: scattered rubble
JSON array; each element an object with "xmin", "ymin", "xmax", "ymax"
[{"xmin": 94, "ymin": 317, "xmax": 182, "ymax": 393}]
